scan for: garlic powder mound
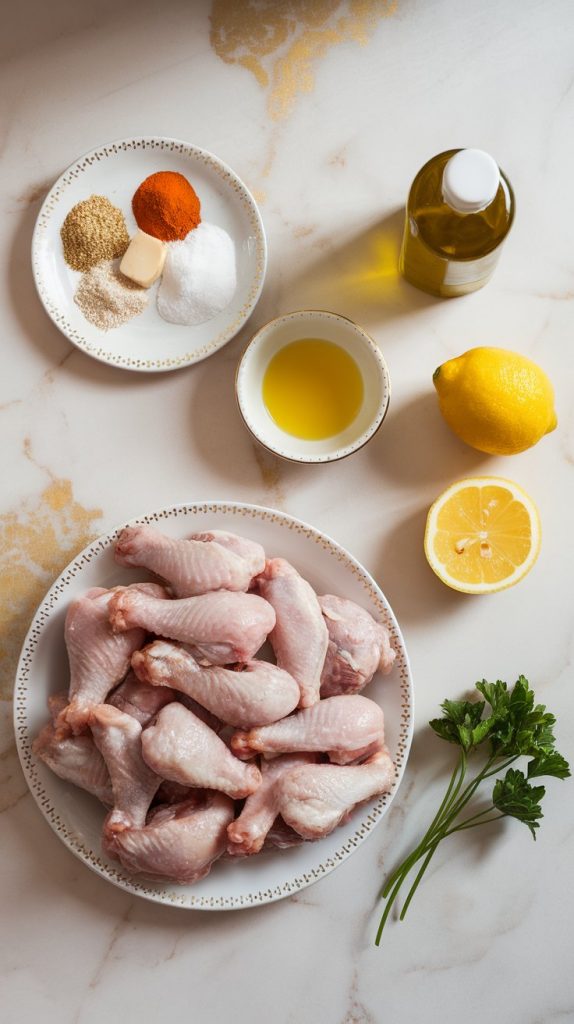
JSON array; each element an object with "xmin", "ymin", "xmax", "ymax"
[
  {"xmin": 157, "ymin": 222, "xmax": 237, "ymax": 326},
  {"xmin": 75, "ymin": 262, "xmax": 148, "ymax": 330}
]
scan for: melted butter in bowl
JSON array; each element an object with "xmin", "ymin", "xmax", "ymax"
[{"xmin": 236, "ymin": 310, "xmax": 391, "ymax": 463}]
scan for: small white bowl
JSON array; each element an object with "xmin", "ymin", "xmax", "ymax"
[{"xmin": 236, "ymin": 309, "xmax": 391, "ymax": 463}]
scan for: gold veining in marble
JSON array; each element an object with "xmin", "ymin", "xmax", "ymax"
[
  {"xmin": 0, "ymin": 475, "xmax": 101, "ymax": 701},
  {"xmin": 252, "ymin": 443, "xmax": 286, "ymax": 507},
  {"xmin": 292, "ymin": 224, "xmax": 315, "ymax": 238},
  {"xmin": 328, "ymin": 145, "xmax": 348, "ymax": 167},
  {"xmin": 210, "ymin": 0, "xmax": 397, "ymax": 120}
]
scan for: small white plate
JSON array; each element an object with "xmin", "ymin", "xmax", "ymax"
[
  {"xmin": 14, "ymin": 502, "xmax": 413, "ymax": 910},
  {"xmin": 236, "ymin": 310, "xmax": 391, "ymax": 463},
  {"xmin": 32, "ymin": 138, "xmax": 267, "ymax": 372}
]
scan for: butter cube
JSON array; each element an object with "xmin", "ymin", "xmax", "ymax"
[{"xmin": 120, "ymin": 229, "xmax": 167, "ymax": 287}]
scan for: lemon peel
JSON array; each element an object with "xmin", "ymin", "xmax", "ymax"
[{"xmin": 433, "ymin": 347, "xmax": 557, "ymax": 455}]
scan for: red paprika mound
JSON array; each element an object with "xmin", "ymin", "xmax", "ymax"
[{"xmin": 132, "ymin": 171, "xmax": 201, "ymax": 242}]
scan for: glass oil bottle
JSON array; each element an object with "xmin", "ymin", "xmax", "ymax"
[{"xmin": 399, "ymin": 149, "xmax": 515, "ymax": 297}]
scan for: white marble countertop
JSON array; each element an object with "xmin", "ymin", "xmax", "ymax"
[{"xmin": 2, "ymin": 1, "xmax": 573, "ymax": 1021}]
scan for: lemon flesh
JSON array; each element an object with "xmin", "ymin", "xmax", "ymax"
[
  {"xmin": 425, "ymin": 477, "xmax": 541, "ymax": 594},
  {"xmin": 434, "ymin": 347, "xmax": 557, "ymax": 455}
]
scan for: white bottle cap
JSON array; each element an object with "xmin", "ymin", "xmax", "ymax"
[{"xmin": 442, "ymin": 149, "xmax": 500, "ymax": 214}]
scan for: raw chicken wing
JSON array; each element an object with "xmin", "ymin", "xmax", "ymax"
[
  {"xmin": 319, "ymin": 595, "xmax": 396, "ymax": 697},
  {"xmin": 33, "ymin": 721, "xmax": 113, "ymax": 805},
  {"xmin": 231, "ymin": 694, "xmax": 385, "ymax": 765},
  {"xmin": 176, "ymin": 694, "xmax": 225, "ymax": 735},
  {"xmin": 256, "ymin": 558, "xmax": 328, "ymax": 708},
  {"xmin": 107, "ymin": 670, "xmax": 176, "ymax": 726},
  {"xmin": 115, "ymin": 525, "xmax": 265, "ymax": 596},
  {"xmin": 153, "ymin": 779, "xmax": 193, "ymax": 805},
  {"xmin": 108, "ymin": 588, "xmax": 275, "ymax": 665},
  {"xmin": 60, "ymin": 582, "xmax": 167, "ymax": 735},
  {"xmin": 141, "ymin": 703, "xmax": 261, "ymax": 799},
  {"xmin": 106, "ymin": 670, "xmax": 224, "ymax": 737},
  {"xmin": 47, "ymin": 691, "xmax": 69, "ymax": 723},
  {"xmin": 104, "ymin": 792, "xmax": 234, "ymax": 883},
  {"xmin": 132, "ymin": 641, "xmax": 300, "ymax": 728},
  {"xmin": 90, "ymin": 705, "xmax": 160, "ymax": 833},
  {"xmin": 265, "ymin": 818, "xmax": 306, "ymax": 850},
  {"xmin": 188, "ymin": 529, "xmax": 265, "ymax": 573},
  {"xmin": 277, "ymin": 749, "xmax": 395, "ymax": 840},
  {"xmin": 227, "ymin": 752, "xmax": 318, "ymax": 856}
]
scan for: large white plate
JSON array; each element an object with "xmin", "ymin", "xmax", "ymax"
[
  {"xmin": 14, "ymin": 503, "xmax": 413, "ymax": 910},
  {"xmin": 32, "ymin": 138, "xmax": 267, "ymax": 372}
]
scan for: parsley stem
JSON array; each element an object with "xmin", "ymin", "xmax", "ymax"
[
  {"xmin": 434, "ymin": 754, "xmax": 500, "ymax": 828},
  {"xmin": 376, "ymin": 752, "xmax": 469, "ymax": 942},
  {"xmin": 445, "ymin": 811, "xmax": 505, "ymax": 834},
  {"xmin": 375, "ymin": 871, "xmax": 406, "ymax": 943},
  {"xmin": 445, "ymin": 805, "xmax": 497, "ymax": 830},
  {"xmin": 398, "ymin": 843, "xmax": 439, "ymax": 920},
  {"xmin": 420, "ymin": 750, "xmax": 466, "ymax": 842},
  {"xmin": 395, "ymin": 806, "xmax": 507, "ymax": 924},
  {"xmin": 481, "ymin": 754, "xmax": 520, "ymax": 779},
  {"xmin": 429, "ymin": 749, "xmax": 468, "ymax": 835},
  {"xmin": 380, "ymin": 841, "xmax": 430, "ymax": 900},
  {"xmin": 380, "ymin": 751, "xmax": 466, "ymax": 901}
]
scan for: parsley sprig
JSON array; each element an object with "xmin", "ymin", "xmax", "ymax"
[{"xmin": 375, "ymin": 676, "xmax": 570, "ymax": 944}]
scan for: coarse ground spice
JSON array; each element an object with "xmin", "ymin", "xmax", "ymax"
[
  {"xmin": 74, "ymin": 261, "xmax": 148, "ymax": 330},
  {"xmin": 132, "ymin": 171, "xmax": 201, "ymax": 242},
  {"xmin": 61, "ymin": 195, "xmax": 130, "ymax": 272}
]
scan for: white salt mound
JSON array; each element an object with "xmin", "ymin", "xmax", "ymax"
[{"xmin": 157, "ymin": 222, "xmax": 237, "ymax": 326}]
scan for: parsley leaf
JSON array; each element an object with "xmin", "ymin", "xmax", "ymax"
[
  {"xmin": 492, "ymin": 769, "xmax": 545, "ymax": 838},
  {"xmin": 528, "ymin": 750, "xmax": 571, "ymax": 780},
  {"xmin": 430, "ymin": 697, "xmax": 496, "ymax": 751}
]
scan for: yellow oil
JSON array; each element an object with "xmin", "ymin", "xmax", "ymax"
[
  {"xmin": 262, "ymin": 338, "xmax": 363, "ymax": 441},
  {"xmin": 400, "ymin": 149, "xmax": 515, "ymax": 297}
]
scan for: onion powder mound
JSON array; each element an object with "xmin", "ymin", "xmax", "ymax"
[
  {"xmin": 61, "ymin": 195, "xmax": 130, "ymax": 272},
  {"xmin": 157, "ymin": 222, "xmax": 237, "ymax": 326}
]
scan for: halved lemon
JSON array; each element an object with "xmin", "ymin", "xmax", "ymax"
[{"xmin": 424, "ymin": 477, "xmax": 541, "ymax": 594}]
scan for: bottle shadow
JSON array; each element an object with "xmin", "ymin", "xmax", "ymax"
[
  {"xmin": 185, "ymin": 211, "xmax": 451, "ymax": 491},
  {"xmin": 281, "ymin": 207, "xmax": 441, "ymax": 332}
]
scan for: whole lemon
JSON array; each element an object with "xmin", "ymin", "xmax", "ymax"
[{"xmin": 433, "ymin": 347, "xmax": 557, "ymax": 455}]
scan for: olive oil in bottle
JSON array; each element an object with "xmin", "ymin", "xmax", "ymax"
[{"xmin": 400, "ymin": 149, "xmax": 515, "ymax": 298}]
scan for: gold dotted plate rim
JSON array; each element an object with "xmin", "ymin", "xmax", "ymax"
[
  {"xmin": 31, "ymin": 137, "xmax": 267, "ymax": 373},
  {"xmin": 14, "ymin": 502, "xmax": 414, "ymax": 910}
]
